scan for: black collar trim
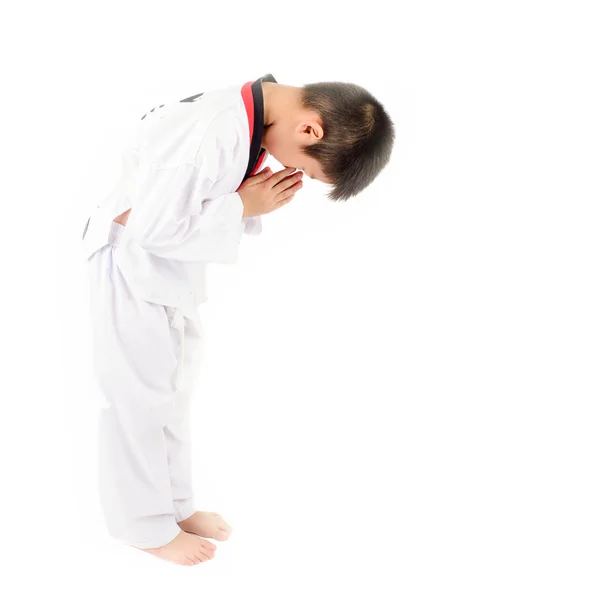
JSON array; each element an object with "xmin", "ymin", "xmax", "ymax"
[{"xmin": 243, "ymin": 73, "xmax": 277, "ymax": 181}]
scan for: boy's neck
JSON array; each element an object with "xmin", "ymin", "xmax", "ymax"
[
  {"xmin": 262, "ymin": 82, "xmax": 300, "ymax": 128},
  {"xmin": 262, "ymin": 81, "xmax": 274, "ymax": 127}
]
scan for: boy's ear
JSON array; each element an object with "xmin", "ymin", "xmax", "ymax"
[
  {"xmin": 302, "ymin": 121, "xmax": 324, "ymax": 140},
  {"xmin": 312, "ymin": 122, "xmax": 325, "ymax": 140}
]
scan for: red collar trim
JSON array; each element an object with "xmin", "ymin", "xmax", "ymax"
[{"xmin": 241, "ymin": 81, "xmax": 255, "ymax": 144}]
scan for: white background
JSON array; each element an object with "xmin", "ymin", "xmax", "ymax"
[{"xmin": 1, "ymin": 1, "xmax": 599, "ymax": 598}]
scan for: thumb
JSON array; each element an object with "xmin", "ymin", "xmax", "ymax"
[
  {"xmin": 238, "ymin": 167, "xmax": 271, "ymax": 191},
  {"xmin": 257, "ymin": 167, "xmax": 272, "ymax": 178}
]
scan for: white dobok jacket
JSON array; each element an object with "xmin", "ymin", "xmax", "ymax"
[{"xmin": 82, "ymin": 73, "xmax": 276, "ymax": 313}]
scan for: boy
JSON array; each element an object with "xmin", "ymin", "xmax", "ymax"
[{"xmin": 82, "ymin": 73, "xmax": 395, "ymax": 566}]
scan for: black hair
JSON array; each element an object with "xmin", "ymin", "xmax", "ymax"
[{"xmin": 299, "ymin": 82, "xmax": 396, "ymax": 201}]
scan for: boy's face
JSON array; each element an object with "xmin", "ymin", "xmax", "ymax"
[{"xmin": 262, "ymin": 119, "xmax": 332, "ymax": 184}]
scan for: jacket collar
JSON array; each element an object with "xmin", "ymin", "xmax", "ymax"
[{"xmin": 241, "ymin": 73, "xmax": 277, "ymax": 181}]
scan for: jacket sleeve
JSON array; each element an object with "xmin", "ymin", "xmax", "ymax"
[
  {"xmin": 126, "ymin": 161, "xmax": 247, "ymax": 263},
  {"xmin": 243, "ymin": 215, "xmax": 262, "ymax": 236}
]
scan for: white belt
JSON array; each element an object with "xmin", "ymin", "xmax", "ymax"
[
  {"xmin": 167, "ymin": 303, "xmax": 201, "ymax": 392},
  {"xmin": 83, "ymin": 209, "xmax": 201, "ymax": 392},
  {"xmin": 81, "ymin": 202, "xmax": 130, "ymax": 260}
]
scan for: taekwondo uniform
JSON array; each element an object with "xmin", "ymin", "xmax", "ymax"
[{"xmin": 82, "ymin": 73, "xmax": 276, "ymax": 548}]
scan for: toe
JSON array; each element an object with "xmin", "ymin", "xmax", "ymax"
[{"xmin": 215, "ymin": 518, "xmax": 231, "ymax": 532}]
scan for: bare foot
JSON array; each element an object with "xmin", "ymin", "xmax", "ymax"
[
  {"xmin": 141, "ymin": 530, "xmax": 217, "ymax": 566},
  {"xmin": 178, "ymin": 511, "xmax": 232, "ymax": 541}
]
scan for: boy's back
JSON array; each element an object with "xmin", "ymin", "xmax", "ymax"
[{"xmin": 83, "ymin": 74, "xmax": 275, "ymax": 311}]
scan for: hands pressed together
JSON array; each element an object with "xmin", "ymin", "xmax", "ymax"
[
  {"xmin": 112, "ymin": 167, "xmax": 303, "ymax": 226},
  {"xmin": 236, "ymin": 166, "xmax": 304, "ymax": 218}
]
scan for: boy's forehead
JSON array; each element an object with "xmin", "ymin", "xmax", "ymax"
[
  {"xmin": 300, "ymin": 170, "xmax": 326, "ymax": 183},
  {"xmin": 285, "ymin": 154, "xmax": 331, "ymax": 184},
  {"xmin": 302, "ymin": 160, "xmax": 330, "ymax": 184}
]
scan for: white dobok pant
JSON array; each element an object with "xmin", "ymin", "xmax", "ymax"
[{"xmin": 85, "ymin": 219, "xmax": 205, "ymax": 549}]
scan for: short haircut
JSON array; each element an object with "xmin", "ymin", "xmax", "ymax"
[{"xmin": 300, "ymin": 82, "xmax": 396, "ymax": 201}]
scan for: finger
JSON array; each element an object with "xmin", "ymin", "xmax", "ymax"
[
  {"xmin": 272, "ymin": 172, "xmax": 303, "ymax": 194},
  {"xmin": 245, "ymin": 167, "xmax": 272, "ymax": 185},
  {"xmin": 273, "ymin": 193, "xmax": 296, "ymax": 210},
  {"xmin": 272, "ymin": 193, "xmax": 297, "ymax": 212},
  {"xmin": 256, "ymin": 166, "xmax": 272, "ymax": 178},
  {"xmin": 268, "ymin": 167, "xmax": 298, "ymax": 186},
  {"xmin": 274, "ymin": 180, "xmax": 303, "ymax": 204},
  {"xmin": 237, "ymin": 167, "xmax": 273, "ymax": 192}
]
